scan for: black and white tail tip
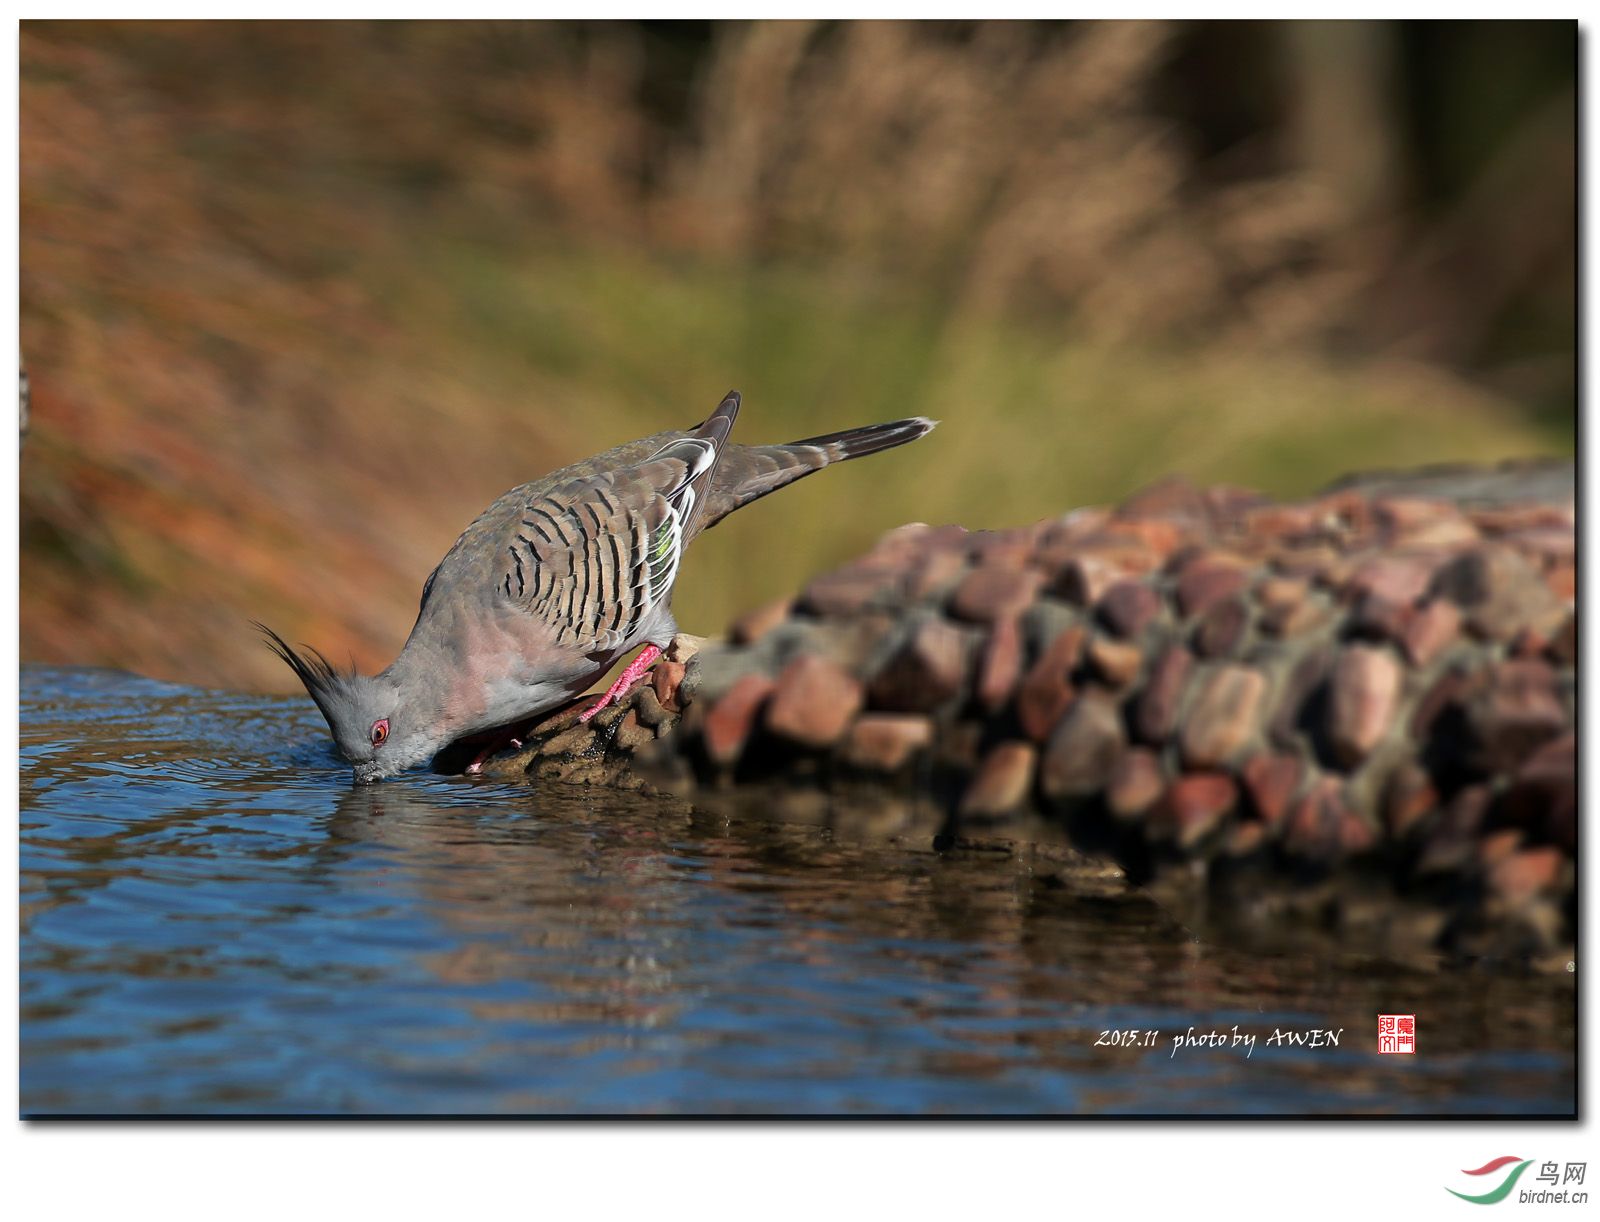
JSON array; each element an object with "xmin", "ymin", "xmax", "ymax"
[{"xmin": 797, "ymin": 415, "xmax": 938, "ymax": 461}]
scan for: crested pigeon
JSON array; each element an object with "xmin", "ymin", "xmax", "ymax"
[{"xmin": 261, "ymin": 391, "xmax": 935, "ymax": 783}]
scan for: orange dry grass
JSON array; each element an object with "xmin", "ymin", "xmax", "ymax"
[
  {"xmin": 19, "ymin": 23, "xmax": 1570, "ymax": 691},
  {"xmin": 21, "ymin": 29, "xmax": 568, "ymax": 688}
]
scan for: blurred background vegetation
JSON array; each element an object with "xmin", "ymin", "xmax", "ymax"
[{"xmin": 20, "ymin": 20, "xmax": 1574, "ymax": 691}]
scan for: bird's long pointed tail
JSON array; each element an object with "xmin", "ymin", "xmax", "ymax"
[{"xmin": 698, "ymin": 415, "xmax": 936, "ymax": 531}]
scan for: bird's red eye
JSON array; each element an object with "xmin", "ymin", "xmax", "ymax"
[{"xmin": 371, "ymin": 718, "xmax": 389, "ymax": 747}]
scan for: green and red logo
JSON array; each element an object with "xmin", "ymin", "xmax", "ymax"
[{"xmin": 1447, "ymin": 1157, "xmax": 1533, "ymax": 1205}]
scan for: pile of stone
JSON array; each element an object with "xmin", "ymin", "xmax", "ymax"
[{"xmin": 484, "ymin": 464, "xmax": 1575, "ymax": 964}]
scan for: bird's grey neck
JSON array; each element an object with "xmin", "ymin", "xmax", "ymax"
[{"xmin": 380, "ymin": 642, "xmax": 478, "ymax": 741}]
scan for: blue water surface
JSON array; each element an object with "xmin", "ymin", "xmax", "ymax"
[{"xmin": 19, "ymin": 666, "xmax": 1576, "ymax": 1115}]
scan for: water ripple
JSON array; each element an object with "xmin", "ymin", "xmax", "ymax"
[{"xmin": 19, "ymin": 665, "xmax": 1577, "ymax": 1115}]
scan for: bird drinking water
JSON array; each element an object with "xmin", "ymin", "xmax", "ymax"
[{"xmin": 260, "ymin": 391, "xmax": 935, "ymax": 783}]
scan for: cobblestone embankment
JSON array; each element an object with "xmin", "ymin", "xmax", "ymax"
[{"xmin": 471, "ymin": 463, "xmax": 1575, "ymax": 965}]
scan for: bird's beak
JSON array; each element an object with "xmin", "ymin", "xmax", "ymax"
[{"xmin": 351, "ymin": 763, "xmax": 383, "ymax": 786}]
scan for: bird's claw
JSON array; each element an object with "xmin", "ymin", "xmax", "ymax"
[{"xmin": 578, "ymin": 644, "xmax": 663, "ymax": 724}]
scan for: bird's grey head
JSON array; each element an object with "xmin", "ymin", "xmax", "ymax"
[{"xmin": 256, "ymin": 624, "xmax": 440, "ymax": 783}]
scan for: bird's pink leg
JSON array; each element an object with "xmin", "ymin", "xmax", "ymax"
[
  {"xmin": 464, "ymin": 731, "xmax": 524, "ymax": 776},
  {"xmin": 579, "ymin": 644, "xmax": 662, "ymax": 724}
]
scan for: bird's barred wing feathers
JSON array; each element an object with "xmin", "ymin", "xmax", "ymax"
[{"xmin": 496, "ymin": 434, "xmax": 718, "ymax": 652}]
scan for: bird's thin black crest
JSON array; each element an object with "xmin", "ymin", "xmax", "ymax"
[{"xmin": 253, "ymin": 621, "xmax": 355, "ymax": 717}]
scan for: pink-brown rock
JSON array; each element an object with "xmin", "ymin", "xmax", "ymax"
[
  {"xmin": 959, "ymin": 741, "xmax": 1037, "ymax": 818},
  {"xmin": 703, "ymin": 673, "xmax": 776, "ymax": 766},
  {"xmin": 1465, "ymin": 659, "xmax": 1568, "ymax": 773},
  {"xmin": 1429, "ymin": 545, "xmax": 1566, "ymax": 641},
  {"xmin": 965, "ymin": 530, "xmax": 1035, "ymax": 569},
  {"xmin": 651, "ymin": 659, "xmax": 688, "ymax": 712},
  {"xmin": 1087, "ymin": 636, "xmax": 1143, "ymax": 688},
  {"xmin": 1410, "ymin": 666, "xmax": 1483, "ymax": 742},
  {"xmin": 1134, "ymin": 644, "xmax": 1193, "ymax": 745},
  {"xmin": 949, "ymin": 565, "xmax": 1043, "ymax": 624},
  {"xmin": 1273, "ymin": 543, "xmax": 1349, "ymax": 586},
  {"xmin": 633, "ymin": 683, "xmax": 672, "ymax": 730},
  {"xmin": 1345, "ymin": 553, "xmax": 1434, "ymax": 607},
  {"xmin": 868, "ymin": 617, "xmax": 971, "ymax": 713},
  {"xmin": 1175, "ymin": 554, "xmax": 1250, "ymax": 617},
  {"xmin": 1369, "ymin": 495, "xmax": 1446, "ymax": 534},
  {"xmin": 729, "ymin": 598, "xmax": 793, "ymax": 645},
  {"xmin": 800, "ymin": 566, "xmax": 900, "ymax": 617},
  {"xmin": 1545, "ymin": 560, "xmax": 1575, "ymax": 602},
  {"xmin": 859, "ymin": 526, "xmax": 922, "ymax": 567},
  {"xmin": 1108, "ymin": 518, "xmax": 1187, "ymax": 560},
  {"xmin": 1243, "ymin": 502, "xmax": 1325, "ymax": 542},
  {"xmin": 1326, "ymin": 644, "xmax": 1402, "ymax": 767},
  {"xmin": 1471, "ymin": 503, "xmax": 1574, "ymax": 535},
  {"xmin": 1096, "ymin": 580, "xmax": 1163, "ymax": 638},
  {"xmin": 933, "ymin": 720, "xmax": 983, "ymax": 772},
  {"xmin": 1414, "ymin": 785, "xmax": 1493, "ymax": 877},
  {"xmin": 1155, "ymin": 773, "xmax": 1238, "ymax": 849},
  {"xmin": 1106, "ymin": 747, "xmax": 1165, "ymax": 819},
  {"xmin": 614, "ymin": 707, "xmax": 655, "ymax": 752},
  {"xmin": 1381, "ymin": 761, "xmax": 1438, "ymax": 839},
  {"xmin": 1179, "ymin": 664, "xmax": 1267, "ymax": 769},
  {"xmin": 839, "ymin": 713, "xmax": 934, "ymax": 772},
  {"xmin": 1509, "ymin": 627, "xmax": 1550, "ymax": 660},
  {"xmin": 1339, "ymin": 811, "xmax": 1379, "ymax": 855},
  {"xmin": 866, "ymin": 521, "xmax": 946, "ymax": 563},
  {"xmin": 1193, "ymin": 596, "xmax": 1250, "ymax": 658},
  {"xmin": 1224, "ymin": 820, "xmax": 1267, "ymax": 857},
  {"xmin": 1502, "ymin": 732, "xmax": 1575, "ymax": 851},
  {"xmin": 1259, "ymin": 591, "xmax": 1330, "ymax": 638},
  {"xmin": 765, "ymin": 655, "xmax": 864, "ymax": 749},
  {"xmin": 1398, "ymin": 598, "xmax": 1461, "ymax": 667},
  {"xmin": 1057, "ymin": 554, "xmax": 1136, "ymax": 607},
  {"xmin": 1348, "ymin": 592, "xmax": 1412, "ymax": 644},
  {"xmin": 975, "ymin": 615, "xmax": 1024, "ymax": 712},
  {"xmin": 1239, "ymin": 752, "xmax": 1304, "ymax": 828},
  {"xmin": 1487, "ymin": 848, "xmax": 1564, "ymax": 908},
  {"xmin": 1500, "ymin": 526, "xmax": 1575, "ymax": 563},
  {"xmin": 908, "ymin": 547, "xmax": 970, "ymax": 600},
  {"xmin": 1116, "ymin": 474, "xmax": 1209, "ymax": 524},
  {"xmin": 1268, "ymin": 646, "xmax": 1332, "ymax": 749},
  {"xmin": 1016, "ymin": 625, "xmax": 1085, "ymax": 742},
  {"xmin": 1203, "ymin": 484, "xmax": 1268, "ymax": 526},
  {"xmin": 1374, "ymin": 496, "xmax": 1478, "ymax": 547},
  {"xmin": 1548, "ymin": 613, "xmax": 1576, "ymax": 667},
  {"xmin": 1039, "ymin": 693, "xmax": 1124, "ymax": 799},
  {"xmin": 1310, "ymin": 489, "xmax": 1374, "ymax": 538},
  {"xmin": 1032, "ymin": 509, "xmax": 1113, "ymax": 572},
  {"xmin": 1257, "ymin": 575, "xmax": 1309, "ymax": 615},
  {"xmin": 1477, "ymin": 828, "xmax": 1523, "ymax": 868},
  {"xmin": 1284, "ymin": 775, "xmax": 1355, "ymax": 862}
]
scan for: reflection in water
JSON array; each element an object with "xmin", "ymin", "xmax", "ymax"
[{"xmin": 20, "ymin": 667, "xmax": 1575, "ymax": 1115}]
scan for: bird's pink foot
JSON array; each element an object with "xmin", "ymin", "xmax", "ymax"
[
  {"xmin": 464, "ymin": 733, "xmax": 525, "ymax": 775},
  {"xmin": 579, "ymin": 644, "xmax": 662, "ymax": 724}
]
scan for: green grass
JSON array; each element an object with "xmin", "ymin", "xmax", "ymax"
[{"xmin": 390, "ymin": 236, "xmax": 1567, "ymax": 636}]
